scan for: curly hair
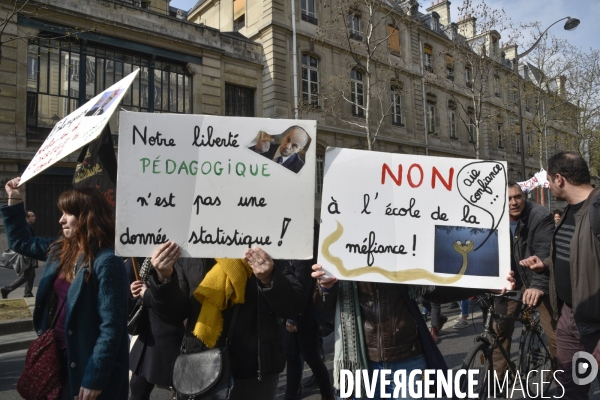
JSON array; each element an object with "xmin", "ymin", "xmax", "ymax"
[{"xmin": 48, "ymin": 188, "xmax": 115, "ymax": 282}]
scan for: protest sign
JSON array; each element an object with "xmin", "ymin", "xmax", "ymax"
[
  {"xmin": 19, "ymin": 69, "xmax": 140, "ymax": 185},
  {"xmin": 318, "ymin": 148, "xmax": 511, "ymax": 289},
  {"xmin": 115, "ymin": 113, "xmax": 316, "ymax": 259}
]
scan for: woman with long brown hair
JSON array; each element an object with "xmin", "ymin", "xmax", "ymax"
[{"xmin": 1, "ymin": 177, "xmax": 129, "ymax": 400}]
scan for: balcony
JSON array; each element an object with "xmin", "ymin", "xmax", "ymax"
[
  {"xmin": 349, "ymin": 31, "xmax": 362, "ymax": 41},
  {"xmin": 234, "ymin": 19, "xmax": 245, "ymax": 31},
  {"xmin": 301, "ymin": 13, "xmax": 318, "ymax": 25}
]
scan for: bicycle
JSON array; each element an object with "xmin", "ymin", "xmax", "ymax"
[{"xmin": 457, "ymin": 291, "xmax": 554, "ymax": 399}]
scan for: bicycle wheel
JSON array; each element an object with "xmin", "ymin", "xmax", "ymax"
[
  {"xmin": 458, "ymin": 342, "xmax": 492, "ymax": 400},
  {"xmin": 520, "ymin": 328, "xmax": 553, "ymax": 396}
]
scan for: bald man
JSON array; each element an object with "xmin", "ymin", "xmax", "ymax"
[{"xmin": 252, "ymin": 126, "xmax": 309, "ymax": 173}]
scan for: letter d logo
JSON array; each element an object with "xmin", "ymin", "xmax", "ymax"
[{"xmin": 572, "ymin": 351, "xmax": 598, "ymax": 386}]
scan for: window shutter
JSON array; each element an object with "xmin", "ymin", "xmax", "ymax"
[
  {"xmin": 445, "ymin": 54, "xmax": 454, "ymax": 66},
  {"xmin": 234, "ymin": 0, "xmax": 246, "ymax": 20},
  {"xmin": 388, "ymin": 26, "xmax": 400, "ymax": 54},
  {"xmin": 424, "ymin": 45, "xmax": 433, "ymax": 55}
]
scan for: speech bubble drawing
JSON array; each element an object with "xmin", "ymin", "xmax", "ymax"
[{"xmin": 456, "ymin": 161, "xmax": 507, "ymax": 251}]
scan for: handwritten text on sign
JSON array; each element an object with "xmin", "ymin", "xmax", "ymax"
[
  {"xmin": 318, "ymin": 148, "xmax": 510, "ymax": 289},
  {"xmin": 115, "ymin": 113, "xmax": 316, "ymax": 259}
]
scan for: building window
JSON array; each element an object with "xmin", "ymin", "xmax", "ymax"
[
  {"xmin": 497, "ymin": 124, "xmax": 503, "ymax": 148},
  {"xmin": 234, "ymin": 15, "xmax": 246, "ymax": 31},
  {"xmin": 301, "ymin": 54, "xmax": 319, "ymax": 106},
  {"xmin": 431, "ymin": 16, "xmax": 439, "ymax": 31},
  {"xmin": 316, "ymin": 153, "xmax": 324, "ymax": 195},
  {"xmin": 448, "ymin": 106, "xmax": 456, "ymax": 139},
  {"xmin": 225, "ymin": 83, "xmax": 255, "ymax": 116},
  {"xmin": 526, "ymin": 131, "xmax": 531, "ymax": 151},
  {"xmin": 391, "ymin": 86, "xmax": 402, "ymax": 126},
  {"xmin": 423, "ymin": 44, "xmax": 433, "ymax": 73},
  {"xmin": 445, "ymin": 54, "xmax": 454, "ymax": 80},
  {"xmin": 387, "ymin": 25, "xmax": 400, "ymax": 55},
  {"xmin": 427, "ymin": 101, "xmax": 436, "ymax": 133},
  {"xmin": 234, "ymin": 0, "xmax": 246, "ymax": 30},
  {"xmin": 351, "ymin": 69, "xmax": 364, "ymax": 117},
  {"xmin": 26, "ymin": 37, "xmax": 192, "ymax": 141},
  {"xmin": 301, "ymin": 0, "xmax": 317, "ymax": 24},
  {"xmin": 509, "ymin": 87, "xmax": 517, "ymax": 103},
  {"xmin": 465, "ymin": 65, "xmax": 473, "ymax": 87},
  {"xmin": 494, "ymin": 75, "xmax": 500, "ymax": 96},
  {"xmin": 467, "ymin": 114, "xmax": 475, "ymax": 143},
  {"xmin": 349, "ymin": 14, "xmax": 361, "ymax": 41},
  {"xmin": 525, "ymin": 97, "xmax": 530, "ymax": 112},
  {"xmin": 154, "ymin": 60, "xmax": 193, "ymax": 114}
]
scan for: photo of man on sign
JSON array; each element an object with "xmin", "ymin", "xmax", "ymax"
[
  {"xmin": 84, "ymin": 89, "xmax": 122, "ymax": 117},
  {"xmin": 248, "ymin": 125, "xmax": 311, "ymax": 173}
]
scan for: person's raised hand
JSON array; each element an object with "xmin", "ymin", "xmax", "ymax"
[
  {"xmin": 253, "ymin": 132, "xmax": 274, "ymax": 153},
  {"xmin": 519, "ymin": 256, "xmax": 546, "ymax": 273},
  {"xmin": 311, "ymin": 264, "xmax": 338, "ymax": 290},
  {"xmin": 151, "ymin": 241, "xmax": 180, "ymax": 282},
  {"xmin": 244, "ymin": 246, "xmax": 274, "ymax": 286},
  {"xmin": 5, "ymin": 177, "xmax": 24, "ymax": 204},
  {"xmin": 493, "ymin": 270, "xmax": 516, "ymax": 294}
]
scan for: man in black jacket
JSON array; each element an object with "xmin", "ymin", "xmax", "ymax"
[
  {"xmin": 521, "ymin": 152, "xmax": 600, "ymax": 399},
  {"xmin": 147, "ymin": 242, "xmax": 305, "ymax": 400},
  {"xmin": 492, "ymin": 182, "xmax": 556, "ymax": 378}
]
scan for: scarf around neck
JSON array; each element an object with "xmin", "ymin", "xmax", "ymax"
[{"xmin": 192, "ymin": 258, "xmax": 253, "ymax": 348}]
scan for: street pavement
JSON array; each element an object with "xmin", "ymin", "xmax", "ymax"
[{"xmin": 0, "ymin": 265, "xmax": 598, "ymax": 399}]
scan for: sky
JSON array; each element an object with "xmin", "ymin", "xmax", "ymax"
[{"xmin": 169, "ymin": 0, "xmax": 599, "ymax": 52}]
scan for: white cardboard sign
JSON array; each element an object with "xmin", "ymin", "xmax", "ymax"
[
  {"xmin": 20, "ymin": 69, "xmax": 140, "ymax": 185},
  {"xmin": 318, "ymin": 148, "xmax": 510, "ymax": 289},
  {"xmin": 115, "ymin": 113, "xmax": 316, "ymax": 259}
]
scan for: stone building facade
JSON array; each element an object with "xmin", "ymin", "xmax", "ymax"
[
  {"xmin": 187, "ymin": 0, "xmax": 577, "ymax": 214},
  {"xmin": 0, "ymin": 0, "xmax": 263, "ymax": 243}
]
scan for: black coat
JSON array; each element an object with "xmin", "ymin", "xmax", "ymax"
[
  {"xmin": 127, "ymin": 259, "xmax": 185, "ymax": 387},
  {"xmin": 147, "ymin": 258, "xmax": 305, "ymax": 380},
  {"xmin": 288, "ymin": 221, "xmax": 320, "ymax": 332},
  {"xmin": 511, "ymin": 201, "xmax": 554, "ymax": 292}
]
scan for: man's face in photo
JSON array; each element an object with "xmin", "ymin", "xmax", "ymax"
[{"xmin": 278, "ymin": 128, "xmax": 308, "ymax": 157}]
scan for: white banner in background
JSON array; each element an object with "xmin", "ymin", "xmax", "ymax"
[
  {"xmin": 518, "ymin": 169, "xmax": 549, "ymax": 193},
  {"xmin": 318, "ymin": 148, "xmax": 511, "ymax": 289},
  {"xmin": 19, "ymin": 69, "xmax": 140, "ymax": 185},
  {"xmin": 115, "ymin": 113, "xmax": 316, "ymax": 259}
]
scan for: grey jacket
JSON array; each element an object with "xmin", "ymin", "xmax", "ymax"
[
  {"xmin": 544, "ymin": 186, "xmax": 600, "ymax": 335},
  {"xmin": 512, "ymin": 201, "xmax": 554, "ymax": 292}
]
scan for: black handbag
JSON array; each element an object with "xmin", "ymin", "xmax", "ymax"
[
  {"xmin": 173, "ymin": 306, "xmax": 239, "ymax": 399},
  {"xmin": 127, "ymin": 301, "xmax": 148, "ymax": 336}
]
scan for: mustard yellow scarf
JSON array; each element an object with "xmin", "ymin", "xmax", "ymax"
[{"xmin": 192, "ymin": 258, "xmax": 253, "ymax": 348}]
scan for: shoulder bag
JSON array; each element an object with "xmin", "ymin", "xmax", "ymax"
[
  {"xmin": 173, "ymin": 306, "xmax": 239, "ymax": 400},
  {"xmin": 127, "ymin": 301, "xmax": 148, "ymax": 336},
  {"xmin": 17, "ymin": 298, "xmax": 66, "ymax": 400}
]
